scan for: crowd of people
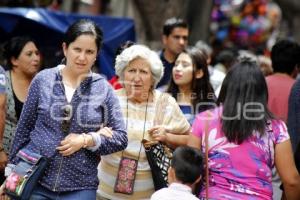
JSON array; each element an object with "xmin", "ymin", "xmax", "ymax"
[{"xmin": 0, "ymin": 16, "xmax": 299, "ymax": 200}]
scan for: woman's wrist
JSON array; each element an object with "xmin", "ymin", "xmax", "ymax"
[
  {"xmin": 81, "ymin": 133, "xmax": 88, "ymax": 148},
  {"xmin": 86, "ymin": 134, "xmax": 95, "ymax": 147},
  {"xmin": 81, "ymin": 133, "xmax": 95, "ymax": 148},
  {"xmin": 164, "ymin": 132, "xmax": 171, "ymax": 146}
]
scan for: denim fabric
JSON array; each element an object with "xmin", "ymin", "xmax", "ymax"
[{"xmin": 30, "ymin": 184, "xmax": 96, "ymax": 200}]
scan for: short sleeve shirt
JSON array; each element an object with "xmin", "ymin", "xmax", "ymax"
[{"xmin": 192, "ymin": 106, "xmax": 290, "ymax": 200}]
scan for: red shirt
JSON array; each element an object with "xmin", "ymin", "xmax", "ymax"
[
  {"xmin": 266, "ymin": 73, "xmax": 295, "ymax": 122},
  {"xmin": 108, "ymin": 76, "xmax": 122, "ymax": 90}
]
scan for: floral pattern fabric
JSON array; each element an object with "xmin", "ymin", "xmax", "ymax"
[{"xmin": 192, "ymin": 106, "xmax": 290, "ymax": 200}]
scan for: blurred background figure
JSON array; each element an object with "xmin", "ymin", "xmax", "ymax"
[
  {"xmin": 157, "ymin": 17, "xmax": 189, "ymax": 88},
  {"xmin": 266, "ymin": 39, "xmax": 300, "ymax": 123},
  {"xmin": 108, "ymin": 40, "xmax": 135, "ymax": 90},
  {"xmin": 195, "ymin": 40, "xmax": 225, "ymax": 97},
  {"xmin": 266, "ymin": 39, "xmax": 300, "ymax": 200},
  {"xmin": 166, "ymin": 47, "xmax": 216, "ymax": 125},
  {"xmin": 288, "ymin": 75, "xmax": 300, "ymax": 152},
  {"xmin": 213, "ymin": 49, "xmax": 236, "ymax": 74},
  {"xmin": 1, "ymin": 36, "xmax": 41, "ymax": 156},
  {"xmin": 258, "ymin": 55, "xmax": 273, "ymax": 76},
  {"xmin": 212, "ymin": 49, "xmax": 237, "ymax": 96}
]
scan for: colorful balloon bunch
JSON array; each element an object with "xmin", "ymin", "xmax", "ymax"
[{"xmin": 211, "ymin": 0, "xmax": 281, "ymax": 49}]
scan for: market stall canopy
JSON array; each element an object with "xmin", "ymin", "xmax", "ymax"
[{"xmin": 0, "ymin": 7, "xmax": 136, "ymax": 79}]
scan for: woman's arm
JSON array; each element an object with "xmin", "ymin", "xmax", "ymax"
[
  {"xmin": 9, "ymin": 76, "xmax": 40, "ymax": 164},
  {"xmin": 164, "ymin": 132, "xmax": 189, "ymax": 148},
  {"xmin": 57, "ymin": 85, "xmax": 126, "ymax": 156},
  {"xmin": 148, "ymin": 93, "xmax": 191, "ymax": 147},
  {"xmin": 275, "ymin": 140, "xmax": 300, "ymax": 200},
  {"xmin": 149, "ymin": 127, "xmax": 190, "ymax": 148},
  {"xmin": 187, "ymin": 134, "xmax": 202, "ymax": 150},
  {"xmin": 96, "ymin": 86, "xmax": 127, "ymax": 155}
]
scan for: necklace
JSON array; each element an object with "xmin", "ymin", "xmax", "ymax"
[{"xmin": 124, "ymin": 94, "xmax": 149, "ymax": 160}]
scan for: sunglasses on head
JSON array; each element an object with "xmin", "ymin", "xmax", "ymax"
[{"xmin": 61, "ymin": 104, "xmax": 73, "ymax": 134}]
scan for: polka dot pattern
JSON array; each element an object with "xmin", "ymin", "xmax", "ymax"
[{"xmin": 8, "ymin": 66, "xmax": 127, "ymax": 192}]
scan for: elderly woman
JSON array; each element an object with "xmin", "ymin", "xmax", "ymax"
[{"xmin": 97, "ymin": 44, "xmax": 191, "ymax": 199}]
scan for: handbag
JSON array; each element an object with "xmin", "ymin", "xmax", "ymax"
[
  {"xmin": 143, "ymin": 140, "xmax": 172, "ymax": 191},
  {"xmin": 114, "ymin": 96, "xmax": 149, "ymax": 195},
  {"xmin": 143, "ymin": 93, "xmax": 173, "ymax": 191},
  {"xmin": 4, "ymin": 148, "xmax": 48, "ymax": 200},
  {"xmin": 114, "ymin": 156, "xmax": 138, "ymax": 195}
]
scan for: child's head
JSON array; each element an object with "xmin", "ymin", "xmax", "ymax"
[{"xmin": 168, "ymin": 146, "xmax": 203, "ymax": 185}]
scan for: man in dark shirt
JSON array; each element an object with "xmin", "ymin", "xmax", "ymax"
[{"xmin": 157, "ymin": 17, "xmax": 189, "ymax": 88}]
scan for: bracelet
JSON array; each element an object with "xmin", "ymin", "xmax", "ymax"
[{"xmin": 82, "ymin": 133, "xmax": 88, "ymax": 148}]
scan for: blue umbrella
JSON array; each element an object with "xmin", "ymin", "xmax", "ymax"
[{"xmin": 0, "ymin": 7, "xmax": 136, "ymax": 79}]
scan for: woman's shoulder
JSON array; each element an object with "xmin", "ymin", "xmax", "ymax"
[
  {"xmin": 192, "ymin": 106, "xmax": 222, "ymax": 128},
  {"xmin": 154, "ymin": 90, "xmax": 175, "ymax": 104},
  {"xmin": 91, "ymin": 72, "xmax": 106, "ymax": 81},
  {"xmin": 90, "ymin": 73, "xmax": 115, "ymax": 92},
  {"xmin": 34, "ymin": 66, "xmax": 59, "ymax": 79},
  {"xmin": 197, "ymin": 106, "xmax": 222, "ymax": 118}
]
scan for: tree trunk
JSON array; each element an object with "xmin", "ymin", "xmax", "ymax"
[
  {"xmin": 274, "ymin": 0, "xmax": 300, "ymax": 41},
  {"xmin": 132, "ymin": 0, "xmax": 212, "ymax": 48},
  {"xmin": 184, "ymin": 0, "xmax": 213, "ymax": 45},
  {"xmin": 133, "ymin": 0, "xmax": 186, "ymax": 49}
]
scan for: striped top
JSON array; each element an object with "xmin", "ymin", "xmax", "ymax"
[{"xmin": 98, "ymin": 89, "xmax": 190, "ymax": 200}]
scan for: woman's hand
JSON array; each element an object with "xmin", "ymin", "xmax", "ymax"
[
  {"xmin": 97, "ymin": 127, "xmax": 113, "ymax": 138},
  {"xmin": 56, "ymin": 133, "xmax": 84, "ymax": 156},
  {"xmin": 0, "ymin": 183, "xmax": 10, "ymax": 200},
  {"xmin": 0, "ymin": 151, "xmax": 7, "ymax": 170},
  {"xmin": 148, "ymin": 126, "xmax": 168, "ymax": 143},
  {"xmin": 150, "ymin": 126, "xmax": 191, "ymax": 148}
]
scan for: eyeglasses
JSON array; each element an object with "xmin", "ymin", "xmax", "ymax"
[{"xmin": 61, "ymin": 104, "xmax": 73, "ymax": 134}]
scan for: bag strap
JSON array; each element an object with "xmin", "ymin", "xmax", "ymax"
[{"xmin": 204, "ymin": 112, "xmax": 211, "ymax": 200}]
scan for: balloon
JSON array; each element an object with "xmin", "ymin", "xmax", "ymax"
[
  {"xmin": 249, "ymin": 21, "xmax": 259, "ymax": 34},
  {"xmin": 231, "ymin": 15, "xmax": 241, "ymax": 26},
  {"xmin": 216, "ymin": 29, "xmax": 229, "ymax": 41},
  {"xmin": 210, "ymin": 0, "xmax": 281, "ymax": 49}
]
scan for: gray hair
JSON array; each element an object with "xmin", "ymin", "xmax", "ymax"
[
  {"xmin": 195, "ymin": 40, "xmax": 212, "ymax": 56},
  {"xmin": 115, "ymin": 44, "xmax": 164, "ymax": 88}
]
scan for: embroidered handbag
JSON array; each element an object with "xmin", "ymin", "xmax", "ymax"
[
  {"xmin": 4, "ymin": 149, "xmax": 48, "ymax": 200},
  {"xmin": 114, "ymin": 96, "xmax": 150, "ymax": 195},
  {"xmin": 114, "ymin": 156, "xmax": 138, "ymax": 194}
]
